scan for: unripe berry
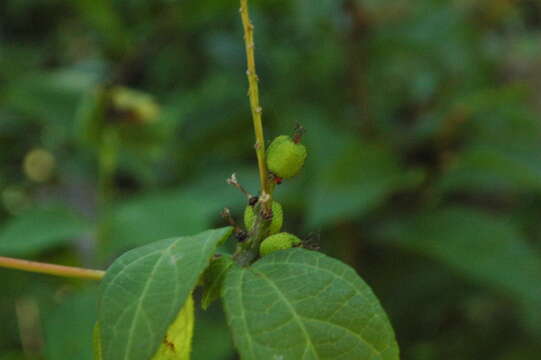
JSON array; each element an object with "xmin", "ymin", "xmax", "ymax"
[
  {"xmin": 259, "ymin": 232, "xmax": 302, "ymax": 257},
  {"xmin": 244, "ymin": 201, "xmax": 283, "ymax": 235},
  {"xmin": 266, "ymin": 135, "xmax": 307, "ymax": 179}
]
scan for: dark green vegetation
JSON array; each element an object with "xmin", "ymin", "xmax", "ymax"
[{"xmin": 1, "ymin": 0, "xmax": 541, "ymax": 359}]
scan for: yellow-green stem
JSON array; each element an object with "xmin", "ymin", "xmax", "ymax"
[
  {"xmin": 234, "ymin": 0, "xmax": 275, "ymax": 266},
  {"xmin": 240, "ymin": 0, "xmax": 271, "ymax": 209},
  {"xmin": 0, "ymin": 256, "xmax": 105, "ymax": 280}
]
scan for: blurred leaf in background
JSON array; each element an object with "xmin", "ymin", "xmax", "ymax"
[
  {"xmin": 43, "ymin": 288, "xmax": 98, "ymax": 360},
  {"xmin": 0, "ymin": 207, "xmax": 90, "ymax": 257}
]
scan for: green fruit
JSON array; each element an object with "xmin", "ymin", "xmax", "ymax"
[
  {"xmin": 259, "ymin": 232, "xmax": 302, "ymax": 257},
  {"xmin": 244, "ymin": 201, "xmax": 283, "ymax": 234},
  {"xmin": 266, "ymin": 135, "xmax": 307, "ymax": 179}
]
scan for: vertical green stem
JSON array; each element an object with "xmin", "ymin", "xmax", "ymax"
[
  {"xmin": 235, "ymin": 0, "xmax": 275, "ymax": 266},
  {"xmin": 240, "ymin": 0, "xmax": 271, "ymax": 208}
]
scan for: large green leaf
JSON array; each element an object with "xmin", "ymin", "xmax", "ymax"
[
  {"xmin": 378, "ymin": 207, "xmax": 541, "ymax": 333},
  {"xmin": 223, "ymin": 248, "xmax": 399, "ymax": 360},
  {"xmin": 98, "ymin": 227, "xmax": 232, "ymax": 360},
  {"xmin": 0, "ymin": 207, "xmax": 89, "ymax": 257}
]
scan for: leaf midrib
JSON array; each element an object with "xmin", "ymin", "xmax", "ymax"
[
  {"xmin": 100, "ymin": 228, "xmax": 232, "ymax": 360},
  {"xmin": 123, "ymin": 240, "xmax": 180, "ymax": 360},
  {"xmin": 252, "ymin": 268, "xmax": 319, "ymax": 359},
  {"xmin": 254, "ymin": 257, "xmax": 384, "ymax": 358}
]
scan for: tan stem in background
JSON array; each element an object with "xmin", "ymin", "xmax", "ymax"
[{"xmin": 0, "ymin": 256, "xmax": 105, "ymax": 280}]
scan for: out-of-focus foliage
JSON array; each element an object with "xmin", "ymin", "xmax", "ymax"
[{"xmin": 1, "ymin": 0, "xmax": 541, "ymax": 359}]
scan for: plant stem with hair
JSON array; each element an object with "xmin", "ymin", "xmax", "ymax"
[
  {"xmin": 236, "ymin": 0, "xmax": 273, "ymax": 266},
  {"xmin": 240, "ymin": 0, "xmax": 271, "ymax": 207}
]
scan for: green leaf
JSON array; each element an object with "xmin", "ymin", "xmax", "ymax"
[
  {"xmin": 94, "ymin": 323, "xmax": 103, "ymax": 360},
  {"xmin": 378, "ymin": 207, "xmax": 541, "ymax": 333},
  {"xmin": 3, "ymin": 69, "xmax": 100, "ymax": 126},
  {"xmin": 43, "ymin": 288, "xmax": 98, "ymax": 360},
  {"xmin": 75, "ymin": 86, "xmax": 107, "ymax": 147},
  {"xmin": 98, "ymin": 227, "xmax": 232, "ymax": 360},
  {"xmin": 307, "ymin": 140, "xmax": 423, "ymax": 228},
  {"xmin": 437, "ymin": 145, "xmax": 541, "ymax": 194},
  {"xmin": 201, "ymin": 255, "xmax": 234, "ymax": 310},
  {"xmin": 108, "ymin": 189, "xmax": 220, "ymax": 252},
  {"xmin": 300, "ymin": 117, "xmax": 423, "ymax": 229},
  {"xmin": 151, "ymin": 295, "xmax": 195, "ymax": 360},
  {"xmin": 0, "ymin": 207, "xmax": 89, "ymax": 257},
  {"xmin": 222, "ymin": 248, "xmax": 399, "ymax": 360}
]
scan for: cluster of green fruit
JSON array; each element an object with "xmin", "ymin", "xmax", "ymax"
[{"xmin": 244, "ymin": 134, "xmax": 307, "ymax": 256}]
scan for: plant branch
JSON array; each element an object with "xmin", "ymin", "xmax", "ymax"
[
  {"xmin": 240, "ymin": 0, "xmax": 271, "ymax": 208},
  {"xmin": 0, "ymin": 256, "xmax": 105, "ymax": 280},
  {"xmin": 234, "ymin": 0, "xmax": 275, "ymax": 266}
]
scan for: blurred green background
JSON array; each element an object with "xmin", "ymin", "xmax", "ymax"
[{"xmin": 2, "ymin": 0, "xmax": 541, "ymax": 359}]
